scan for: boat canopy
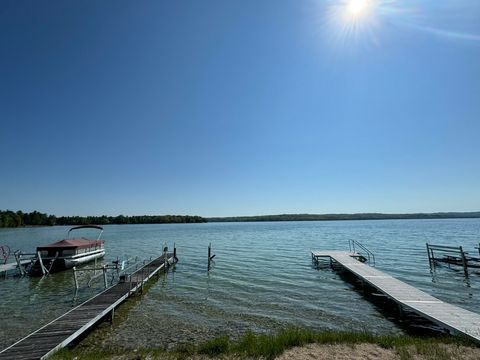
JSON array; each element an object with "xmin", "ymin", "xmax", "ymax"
[
  {"xmin": 68, "ymin": 225, "xmax": 103, "ymax": 233},
  {"xmin": 67, "ymin": 225, "xmax": 104, "ymax": 240},
  {"xmin": 37, "ymin": 239, "xmax": 104, "ymax": 250}
]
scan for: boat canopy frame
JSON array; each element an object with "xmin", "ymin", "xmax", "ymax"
[{"xmin": 68, "ymin": 225, "xmax": 104, "ymax": 240}]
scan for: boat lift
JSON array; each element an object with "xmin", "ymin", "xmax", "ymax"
[
  {"xmin": 426, "ymin": 243, "xmax": 480, "ymax": 276},
  {"xmin": 71, "ymin": 242, "xmax": 176, "ymax": 291},
  {"xmin": 6, "ymin": 250, "xmax": 59, "ymax": 277}
]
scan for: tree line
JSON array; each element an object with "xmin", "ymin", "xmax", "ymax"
[
  {"xmin": 0, "ymin": 210, "xmax": 206, "ymax": 228},
  {"xmin": 207, "ymin": 212, "xmax": 480, "ymax": 222}
]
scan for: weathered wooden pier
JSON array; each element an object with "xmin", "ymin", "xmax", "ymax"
[
  {"xmin": 312, "ymin": 250, "xmax": 480, "ymax": 343},
  {"xmin": 0, "ymin": 251, "xmax": 177, "ymax": 360}
]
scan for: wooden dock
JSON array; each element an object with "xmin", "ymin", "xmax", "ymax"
[
  {"xmin": 0, "ymin": 252, "xmax": 177, "ymax": 360},
  {"xmin": 312, "ymin": 250, "xmax": 480, "ymax": 343}
]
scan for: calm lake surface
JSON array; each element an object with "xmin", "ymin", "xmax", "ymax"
[{"xmin": 1, "ymin": 219, "xmax": 479, "ymax": 350}]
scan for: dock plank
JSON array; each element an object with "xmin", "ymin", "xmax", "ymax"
[{"xmin": 312, "ymin": 250, "xmax": 480, "ymax": 343}]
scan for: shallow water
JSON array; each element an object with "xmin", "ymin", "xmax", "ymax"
[{"xmin": 0, "ymin": 219, "xmax": 479, "ymax": 349}]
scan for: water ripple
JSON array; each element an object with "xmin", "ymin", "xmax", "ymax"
[{"xmin": 0, "ymin": 219, "xmax": 479, "ymax": 349}]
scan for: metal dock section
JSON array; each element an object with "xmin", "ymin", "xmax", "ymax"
[
  {"xmin": 0, "ymin": 252, "xmax": 177, "ymax": 360},
  {"xmin": 0, "ymin": 260, "xmax": 30, "ymax": 277},
  {"xmin": 312, "ymin": 250, "xmax": 480, "ymax": 343}
]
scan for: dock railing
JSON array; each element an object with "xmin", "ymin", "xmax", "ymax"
[{"xmin": 348, "ymin": 239, "xmax": 375, "ymax": 266}]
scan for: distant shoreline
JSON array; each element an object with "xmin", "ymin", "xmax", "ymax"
[
  {"xmin": 2, "ymin": 210, "xmax": 479, "ymax": 229},
  {"xmin": 0, "ymin": 210, "xmax": 207, "ymax": 228},
  {"xmin": 207, "ymin": 212, "xmax": 480, "ymax": 223}
]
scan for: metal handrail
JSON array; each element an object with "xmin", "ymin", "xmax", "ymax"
[{"xmin": 349, "ymin": 239, "xmax": 375, "ymax": 266}]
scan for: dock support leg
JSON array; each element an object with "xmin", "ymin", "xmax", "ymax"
[
  {"xmin": 73, "ymin": 267, "xmax": 79, "ymax": 290},
  {"xmin": 37, "ymin": 251, "xmax": 47, "ymax": 276},
  {"xmin": 164, "ymin": 246, "xmax": 168, "ymax": 273},
  {"xmin": 15, "ymin": 251, "xmax": 25, "ymax": 276},
  {"xmin": 110, "ymin": 308, "xmax": 115, "ymax": 324},
  {"xmin": 460, "ymin": 246, "xmax": 469, "ymax": 278},
  {"xmin": 103, "ymin": 266, "xmax": 108, "ymax": 289}
]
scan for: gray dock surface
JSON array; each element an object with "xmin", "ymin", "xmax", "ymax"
[
  {"xmin": 312, "ymin": 250, "xmax": 480, "ymax": 343},
  {"xmin": 0, "ymin": 260, "xmax": 30, "ymax": 275},
  {"xmin": 0, "ymin": 253, "xmax": 176, "ymax": 360}
]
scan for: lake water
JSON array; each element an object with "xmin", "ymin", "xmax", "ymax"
[{"xmin": 1, "ymin": 219, "xmax": 479, "ymax": 350}]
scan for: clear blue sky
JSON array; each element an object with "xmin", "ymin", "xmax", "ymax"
[{"xmin": 1, "ymin": 0, "xmax": 479, "ymax": 217}]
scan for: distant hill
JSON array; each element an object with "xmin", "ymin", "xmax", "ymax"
[{"xmin": 207, "ymin": 212, "xmax": 480, "ymax": 222}]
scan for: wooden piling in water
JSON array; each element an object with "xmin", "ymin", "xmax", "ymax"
[{"xmin": 207, "ymin": 243, "xmax": 215, "ymax": 271}]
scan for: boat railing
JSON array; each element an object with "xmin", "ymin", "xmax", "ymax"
[{"xmin": 348, "ymin": 239, "xmax": 375, "ymax": 266}]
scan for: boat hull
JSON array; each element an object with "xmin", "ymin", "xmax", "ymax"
[{"xmin": 29, "ymin": 250, "xmax": 105, "ymax": 276}]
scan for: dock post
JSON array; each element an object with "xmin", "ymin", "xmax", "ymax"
[
  {"xmin": 207, "ymin": 243, "xmax": 216, "ymax": 271},
  {"xmin": 37, "ymin": 251, "xmax": 46, "ymax": 276},
  {"xmin": 103, "ymin": 265, "xmax": 108, "ymax": 289},
  {"xmin": 208, "ymin": 243, "xmax": 211, "ymax": 271},
  {"xmin": 398, "ymin": 304, "xmax": 404, "ymax": 320},
  {"xmin": 460, "ymin": 246, "xmax": 469, "ymax": 277},
  {"xmin": 73, "ymin": 267, "xmax": 79, "ymax": 290},
  {"xmin": 163, "ymin": 243, "xmax": 168, "ymax": 273},
  {"xmin": 15, "ymin": 251, "xmax": 25, "ymax": 276},
  {"xmin": 426, "ymin": 243, "xmax": 435, "ymax": 271},
  {"xmin": 174, "ymin": 242, "xmax": 177, "ymax": 261},
  {"xmin": 426, "ymin": 243, "xmax": 432, "ymax": 268}
]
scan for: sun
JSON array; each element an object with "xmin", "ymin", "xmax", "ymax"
[
  {"xmin": 346, "ymin": 0, "xmax": 370, "ymax": 18},
  {"xmin": 319, "ymin": 0, "xmax": 383, "ymax": 47}
]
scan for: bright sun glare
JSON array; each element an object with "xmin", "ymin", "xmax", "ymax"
[
  {"xmin": 346, "ymin": 0, "xmax": 369, "ymax": 18},
  {"xmin": 323, "ymin": 0, "xmax": 380, "ymax": 46}
]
